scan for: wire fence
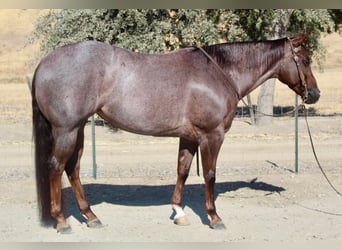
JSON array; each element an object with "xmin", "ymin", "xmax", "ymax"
[{"xmin": 235, "ymin": 104, "xmax": 319, "ymax": 118}]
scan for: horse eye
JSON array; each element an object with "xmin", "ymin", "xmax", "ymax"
[{"xmin": 303, "ymin": 58, "xmax": 311, "ymax": 66}]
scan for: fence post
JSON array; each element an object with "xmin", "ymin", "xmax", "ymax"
[
  {"xmin": 294, "ymin": 94, "xmax": 299, "ymax": 173},
  {"xmin": 91, "ymin": 116, "xmax": 97, "ymax": 179},
  {"xmin": 246, "ymin": 94, "xmax": 255, "ymax": 125}
]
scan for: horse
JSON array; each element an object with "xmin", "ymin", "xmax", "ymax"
[{"xmin": 32, "ymin": 34, "xmax": 320, "ymax": 233}]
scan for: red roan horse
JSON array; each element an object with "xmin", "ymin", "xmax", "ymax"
[{"xmin": 32, "ymin": 35, "xmax": 320, "ymax": 233}]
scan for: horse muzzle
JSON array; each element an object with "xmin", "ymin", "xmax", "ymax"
[{"xmin": 303, "ymin": 87, "xmax": 320, "ymax": 104}]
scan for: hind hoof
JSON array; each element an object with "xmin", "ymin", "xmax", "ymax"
[
  {"xmin": 174, "ymin": 216, "xmax": 190, "ymax": 226},
  {"xmin": 87, "ymin": 218, "xmax": 103, "ymax": 228},
  {"xmin": 210, "ymin": 221, "xmax": 226, "ymax": 230},
  {"xmin": 57, "ymin": 224, "xmax": 72, "ymax": 234}
]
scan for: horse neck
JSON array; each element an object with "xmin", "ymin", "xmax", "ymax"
[{"xmin": 205, "ymin": 39, "xmax": 286, "ymax": 99}]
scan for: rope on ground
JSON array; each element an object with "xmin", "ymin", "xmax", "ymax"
[{"xmin": 303, "ymin": 105, "xmax": 342, "ymax": 197}]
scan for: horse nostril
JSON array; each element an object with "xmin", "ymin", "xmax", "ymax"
[{"xmin": 305, "ymin": 88, "xmax": 320, "ymax": 104}]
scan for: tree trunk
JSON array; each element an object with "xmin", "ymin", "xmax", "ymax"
[{"xmin": 256, "ymin": 78, "xmax": 275, "ymax": 126}]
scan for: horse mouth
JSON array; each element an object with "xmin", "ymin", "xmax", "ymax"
[{"xmin": 303, "ymin": 88, "xmax": 320, "ymax": 104}]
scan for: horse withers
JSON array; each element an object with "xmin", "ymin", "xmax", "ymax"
[{"xmin": 32, "ymin": 34, "xmax": 319, "ymax": 233}]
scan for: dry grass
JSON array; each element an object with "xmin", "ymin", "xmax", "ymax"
[
  {"xmin": 0, "ymin": 9, "xmax": 341, "ymax": 116},
  {"xmin": 0, "ymin": 84, "xmax": 32, "ymax": 124},
  {"xmin": 0, "ymin": 9, "xmax": 44, "ymax": 83}
]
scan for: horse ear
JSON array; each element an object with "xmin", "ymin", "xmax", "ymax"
[{"xmin": 291, "ymin": 34, "xmax": 309, "ymax": 47}]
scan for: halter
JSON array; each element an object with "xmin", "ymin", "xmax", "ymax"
[{"xmin": 287, "ymin": 38, "xmax": 309, "ymax": 102}]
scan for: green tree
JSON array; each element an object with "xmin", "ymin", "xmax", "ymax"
[
  {"xmin": 32, "ymin": 9, "xmax": 246, "ymax": 55},
  {"xmin": 328, "ymin": 9, "xmax": 342, "ymax": 32}
]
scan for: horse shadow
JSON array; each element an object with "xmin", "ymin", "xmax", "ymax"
[{"xmin": 63, "ymin": 178, "xmax": 285, "ymax": 227}]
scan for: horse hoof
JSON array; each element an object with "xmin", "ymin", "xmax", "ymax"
[
  {"xmin": 57, "ymin": 224, "xmax": 72, "ymax": 234},
  {"xmin": 87, "ymin": 218, "xmax": 103, "ymax": 228},
  {"xmin": 174, "ymin": 216, "xmax": 190, "ymax": 226},
  {"xmin": 210, "ymin": 221, "xmax": 226, "ymax": 230}
]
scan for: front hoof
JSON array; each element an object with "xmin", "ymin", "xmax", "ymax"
[
  {"xmin": 210, "ymin": 221, "xmax": 226, "ymax": 230},
  {"xmin": 57, "ymin": 224, "xmax": 72, "ymax": 234},
  {"xmin": 174, "ymin": 216, "xmax": 190, "ymax": 226},
  {"xmin": 87, "ymin": 218, "xmax": 103, "ymax": 228}
]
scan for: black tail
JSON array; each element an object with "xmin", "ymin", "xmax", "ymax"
[{"xmin": 32, "ymin": 75, "xmax": 54, "ymax": 226}]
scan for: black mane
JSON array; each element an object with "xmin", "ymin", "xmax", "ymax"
[{"xmin": 203, "ymin": 38, "xmax": 287, "ymax": 70}]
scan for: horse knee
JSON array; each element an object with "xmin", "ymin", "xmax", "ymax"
[
  {"xmin": 48, "ymin": 156, "xmax": 64, "ymax": 172},
  {"xmin": 178, "ymin": 166, "xmax": 190, "ymax": 179},
  {"xmin": 204, "ymin": 169, "xmax": 216, "ymax": 183},
  {"xmin": 178, "ymin": 153, "xmax": 193, "ymax": 176}
]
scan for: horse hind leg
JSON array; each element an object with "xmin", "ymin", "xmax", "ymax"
[
  {"xmin": 49, "ymin": 127, "xmax": 80, "ymax": 234},
  {"xmin": 171, "ymin": 138, "xmax": 197, "ymax": 226},
  {"xmin": 65, "ymin": 125, "xmax": 102, "ymax": 229}
]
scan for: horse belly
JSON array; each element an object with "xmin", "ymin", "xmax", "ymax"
[
  {"xmin": 99, "ymin": 81, "xmax": 228, "ymax": 139},
  {"xmin": 99, "ymin": 94, "xmax": 185, "ymax": 136}
]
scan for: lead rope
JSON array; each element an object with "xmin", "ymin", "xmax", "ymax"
[
  {"xmin": 302, "ymin": 105, "xmax": 342, "ymax": 196},
  {"xmin": 239, "ymin": 101, "xmax": 342, "ymax": 197},
  {"xmin": 278, "ymin": 105, "xmax": 342, "ymax": 217},
  {"xmin": 284, "ymin": 40, "xmax": 341, "ymax": 196}
]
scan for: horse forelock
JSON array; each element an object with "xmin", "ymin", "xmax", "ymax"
[{"xmin": 203, "ymin": 38, "xmax": 287, "ymax": 70}]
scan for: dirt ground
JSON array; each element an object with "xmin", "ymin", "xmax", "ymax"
[{"xmin": 0, "ymin": 85, "xmax": 341, "ymax": 242}]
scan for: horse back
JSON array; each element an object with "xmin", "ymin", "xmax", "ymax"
[{"xmin": 33, "ymin": 41, "xmax": 232, "ymax": 138}]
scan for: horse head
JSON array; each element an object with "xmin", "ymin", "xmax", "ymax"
[{"xmin": 278, "ymin": 34, "xmax": 320, "ymax": 104}]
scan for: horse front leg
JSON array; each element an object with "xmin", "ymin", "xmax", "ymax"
[
  {"xmin": 171, "ymin": 138, "xmax": 198, "ymax": 226},
  {"xmin": 199, "ymin": 128, "xmax": 226, "ymax": 230}
]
